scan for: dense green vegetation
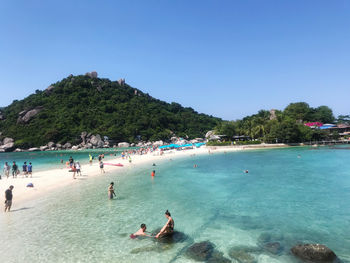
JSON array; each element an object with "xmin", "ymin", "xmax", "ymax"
[
  {"xmin": 215, "ymin": 102, "xmax": 346, "ymax": 143},
  {"xmin": 0, "ymin": 75, "xmax": 220, "ymax": 148}
]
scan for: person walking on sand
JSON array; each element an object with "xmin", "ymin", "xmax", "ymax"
[
  {"xmin": 108, "ymin": 182, "xmax": 116, "ymax": 199},
  {"xmin": 99, "ymin": 161, "xmax": 105, "ymax": 174},
  {"xmin": 72, "ymin": 163, "xmax": 77, "ymax": 179},
  {"xmin": 75, "ymin": 162, "xmax": 81, "ymax": 176},
  {"xmin": 4, "ymin": 185, "xmax": 14, "ymax": 212},
  {"xmin": 27, "ymin": 162, "xmax": 33, "ymax": 177},
  {"xmin": 4, "ymin": 162, "xmax": 10, "ymax": 179},
  {"xmin": 12, "ymin": 162, "xmax": 18, "ymax": 178}
]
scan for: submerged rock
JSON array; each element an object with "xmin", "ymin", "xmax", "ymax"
[
  {"xmin": 228, "ymin": 246, "xmax": 257, "ymax": 263},
  {"xmin": 151, "ymin": 228, "xmax": 189, "ymax": 244},
  {"xmin": 207, "ymin": 250, "xmax": 231, "ymax": 263},
  {"xmin": 263, "ymin": 242, "xmax": 283, "ymax": 255},
  {"xmin": 185, "ymin": 241, "xmax": 215, "ymax": 261},
  {"xmin": 291, "ymin": 244, "xmax": 339, "ymax": 263}
]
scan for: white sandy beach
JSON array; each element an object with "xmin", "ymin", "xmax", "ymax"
[{"xmin": 0, "ymin": 144, "xmax": 289, "ymax": 209}]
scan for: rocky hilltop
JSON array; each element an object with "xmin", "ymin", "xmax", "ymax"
[{"xmin": 0, "ymin": 73, "xmax": 220, "ymax": 150}]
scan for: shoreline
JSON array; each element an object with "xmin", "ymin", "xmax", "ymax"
[{"xmin": 0, "ymin": 143, "xmax": 297, "ymax": 209}]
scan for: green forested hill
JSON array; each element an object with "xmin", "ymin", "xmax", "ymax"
[{"xmin": 0, "ymin": 75, "xmax": 220, "ymax": 148}]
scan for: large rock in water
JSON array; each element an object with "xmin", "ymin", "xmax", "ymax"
[
  {"xmin": 291, "ymin": 244, "xmax": 338, "ymax": 263},
  {"xmin": 185, "ymin": 241, "xmax": 215, "ymax": 261}
]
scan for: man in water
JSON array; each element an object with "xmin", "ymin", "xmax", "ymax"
[
  {"xmin": 130, "ymin": 224, "xmax": 151, "ymax": 238},
  {"xmin": 69, "ymin": 156, "xmax": 74, "ymax": 168},
  {"xmin": 12, "ymin": 162, "xmax": 18, "ymax": 178},
  {"xmin": 4, "ymin": 185, "xmax": 14, "ymax": 212},
  {"xmin": 108, "ymin": 182, "xmax": 116, "ymax": 199}
]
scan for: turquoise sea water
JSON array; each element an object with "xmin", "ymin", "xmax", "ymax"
[
  {"xmin": 0, "ymin": 148, "xmax": 129, "ymax": 172},
  {"xmin": 1, "ymin": 146, "xmax": 350, "ymax": 263}
]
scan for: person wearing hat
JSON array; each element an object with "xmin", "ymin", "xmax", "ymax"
[
  {"xmin": 4, "ymin": 185, "xmax": 14, "ymax": 212},
  {"xmin": 108, "ymin": 182, "xmax": 116, "ymax": 199}
]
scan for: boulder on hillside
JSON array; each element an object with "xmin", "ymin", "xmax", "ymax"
[
  {"xmin": 40, "ymin": 145, "xmax": 49, "ymax": 151},
  {"xmin": 56, "ymin": 143, "xmax": 62, "ymax": 148},
  {"xmin": 14, "ymin": 148, "xmax": 23, "ymax": 152},
  {"xmin": 71, "ymin": 145, "xmax": 79, "ymax": 150},
  {"xmin": 47, "ymin": 142, "xmax": 55, "ymax": 148},
  {"xmin": 17, "ymin": 107, "xmax": 43, "ymax": 124},
  {"xmin": 44, "ymin": 85, "xmax": 55, "ymax": 95},
  {"xmin": 80, "ymin": 131, "xmax": 88, "ymax": 145},
  {"xmin": 85, "ymin": 71, "xmax": 98, "ymax": 78},
  {"xmin": 291, "ymin": 244, "xmax": 339, "ymax": 263},
  {"xmin": 3, "ymin": 137, "xmax": 14, "ymax": 145},
  {"xmin": 153, "ymin": 140, "xmax": 163, "ymax": 146},
  {"xmin": 0, "ymin": 111, "xmax": 4, "ymax": 120},
  {"xmin": 118, "ymin": 142, "xmax": 130, "ymax": 148},
  {"xmin": 63, "ymin": 142, "xmax": 72, "ymax": 149},
  {"xmin": 0, "ymin": 142, "xmax": 15, "ymax": 152},
  {"xmin": 90, "ymin": 135, "xmax": 102, "ymax": 146}
]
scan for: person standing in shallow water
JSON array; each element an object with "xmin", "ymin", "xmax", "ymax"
[
  {"xmin": 12, "ymin": 162, "xmax": 18, "ymax": 178},
  {"xmin": 155, "ymin": 210, "xmax": 174, "ymax": 238},
  {"xmin": 4, "ymin": 185, "xmax": 14, "ymax": 212},
  {"xmin": 108, "ymin": 182, "xmax": 116, "ymax": 199}
]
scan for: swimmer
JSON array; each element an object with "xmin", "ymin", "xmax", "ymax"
[
  {"xmin": 244, "ymin": 170, "xmax": 249, "ymax": 174},
  {"xmin": 130, "ymin": 224, "xmax": 151, "ymax": 239},
  {"xmin": 152, "ymin": 163, "xmax": 156, "ymax": 166},
  {"xmin": 151, "ymin": 170, "xmax": 155, "ymax": 177},
  {"xmin": 193, "ymin": 164, "xmax": 198, "ymax": 168},
  {"xmin": 155, "ymin": 210, "xmax": 174, "ymax": 238},
  {"xmin": 297, "ymin": 155, "xmax": 301, "ymax": 158}
]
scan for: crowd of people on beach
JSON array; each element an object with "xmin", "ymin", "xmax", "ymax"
[{"xmin": 0, "ymin": 161, "xmax": 33, "ymax": 180}]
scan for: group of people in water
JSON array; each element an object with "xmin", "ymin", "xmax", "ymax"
[{"xmin": 0, "ymin": 161, "xmax": 33, "ymax": 179}]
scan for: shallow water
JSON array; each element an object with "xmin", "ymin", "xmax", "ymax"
[
  {"xmin": 0, "ymin": 148, "xmax": 129, "ymax": 172},
  {"xmin": 1, "ymin": 146, "xmax": 350, "ymax": 263}
]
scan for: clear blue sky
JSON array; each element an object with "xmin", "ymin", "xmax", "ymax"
[{"xmin": 0, "ymin": 0, "xmax": 349, "ymax": 120}]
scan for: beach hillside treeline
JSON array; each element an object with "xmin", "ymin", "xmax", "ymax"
[
  {"xmin": 214, "ymin": 102, "xmax": 349, "ymax": 143},
  {"xmin": 0, "ymin": 74, "xmax": 220, "ymax": 148}
]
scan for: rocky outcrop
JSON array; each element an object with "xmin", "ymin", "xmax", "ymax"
[
  {"xmin": 44, "ymin": 85, "xmax": 55, "ymax": 95},
  {"xmin": 17, "ymin": 107, "xmax": 43, "ymax": 124},
  {"xmin": 118, "ymin": 78, "xmax": 125, "ymax": 86},
  {"xmin": 0, "ymin": 111, "xmax": 4, "ymax": 120},
  {"xmin": 80, "ymin": 132, "xmax": 87, "ymax": 145},
  {"xmin": 63, "ymin": 142, "xmax": 72, "ymax": 149},
  {"xmin": 14, "ymin": 148, "xmax": 23, "ymax": 152},
  {"xmin": 90, "ymin": 135, "xmax": 102, "ymax": 146},
  {"xmin": 28, "ymin": 147, "xmax": 40, "ymax": 152},
  {"xmin": 153, "ymin": 140, "xmax": 163, "ymax": 146},
  {"xmin": 47, "ymin": 142, "xmax": 55, "ymax": 148},
  {"xmin": 118, "ymin": 142, "xmax": 130, "ymax": 148},
  {"xmin": 40, "ymin": 145, "xmax": 49, "ymax": 151},
  {"xmin": 71, "ymin": 145, "xmax": 79, "ymax": 150},
  {"xmin": 0, "ymin": 142, "xmax": 15, "ymax": 152},
  {"xmin": 56, "ymin": 143, "xmax": 62, "ymax": 149},
  {"xmin": 3, "ymin": 137, "xmax": 14, "ymax": 145},
  {"xmin": 85, "ymin": 71, "xmax": 98, "ymax": 78},
  {"xmin": 291, "ymin": 244, "xmax": 338, "ymax": 263},
  {"xmin": 263, "ymin": 242, "xmax": 282, "ymax": 255}
]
